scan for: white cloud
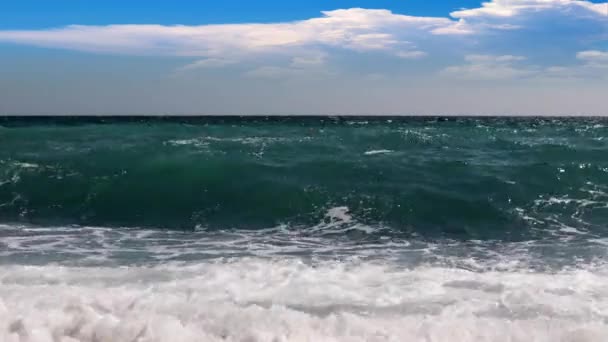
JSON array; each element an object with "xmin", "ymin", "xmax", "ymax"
[
  {"xmin": 178, "ymin": 58, "xmax": 237, "ymax": 71},
  {"xmin": 448, "ymin": 0, "xmax": 607, "ymax": 39},
  {"xmin": 443, "ymin": 54, "xmax": 535, "ymax": 80},
  {"xmin": 529, "ymin": 50, "xmax": 608, "ymax": 79},
  {"xmin": 244, "ymin": 51, "xmax": 331, "ymax": 79},
  {"xmin": 452, "ymin": 0, "xmax": 606, "ymax": 19},
  {"xmin": 466, "ymin": 54, "xmax": 527, "ymax": 63},
  {"xmin": 544, "ymin": 50, "xmax": 608, "ymax": 77},
  {"xmin": 445, "ymin": 50, "xmax": 608, "ymax": 81},
  {"xmin": 543, "ymin": 50, "xmax": 608, "ymax": 79},
  {"xmin": 0, "ymin": 9, "xmax": 447, "ymax": 61},
  {"xmin": 244, "ymin": 66, "xmax": 300, "ymax": 79},
  {"xmin": 395, "ymin": 50, "xmax": 427, "ymax": 59},
  {"xmin": 290, "ymin": 52, "xmax": 327, "ymax": 68},
  {"xmin": 243, "ymin": 65, "xmax": 334, "ymax": 79},
  {"xmin": 342, "ymin": 33, "xmax": 399, "ymax": 50},
  {"xmin": 577, "ymin": 50, "xmax": 608, "ymax": 65},
  {"xmin": 0, "ymin": 1, "xmax": 604, "ymax": 75},
  {"xmin": 431, "ymin": 19, "xmax": 474, "ymax": 35}
]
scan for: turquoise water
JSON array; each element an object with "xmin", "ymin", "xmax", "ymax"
[{"xmin": 1, "ymin": 117, "xmax": 608, "ymax": 341}]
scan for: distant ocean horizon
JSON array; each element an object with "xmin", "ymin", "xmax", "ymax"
[{"xmin": 1, "ymin": 116, "xmax": 607, "ymax": 341}]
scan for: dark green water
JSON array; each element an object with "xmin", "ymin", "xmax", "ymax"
[
  {"xmin": 1, "ymin": 117, "xmax": 607, "ymax": 242},
  {"xmin": 2, "ymin": 117, "xmax": 608, "ymax": 342}
]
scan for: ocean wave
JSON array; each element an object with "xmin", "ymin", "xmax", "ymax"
[
  {"xmin": 0, "ymin": 118, "xmax": 607, "ymax": 238},
  {"xmin": 0, "ymin": 116, "xmax": 607, "ymax": 341}
]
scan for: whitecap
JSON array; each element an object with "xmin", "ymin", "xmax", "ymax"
[
  {"xmin": 324, "ymin": 206, "xmax": 352, "ymax": 223},
  {"xmin": 364, "ymin": 149, "xmax": 393, "ymax": 156}
]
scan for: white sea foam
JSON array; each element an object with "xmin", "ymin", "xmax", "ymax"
[
  {"xmin": 165, "ymin": 139, "xmax": 210, "ymax": 148},
  {"xmin": 1, "ymin": 259, "xmax": 608, "ymax": 342},
  {"xmin": 12, "ymin": 162, "xmax": 40, "ymax": 169},
  {"xmin": 166, "ymin": 136, "xmax": 310, "ymax": 149},
  {"xmin": 2, "ymin": 221, "xmax": 607, "ymax": 271},
  {"xmin": 324, "ymin": 206, "xmax": 352, "ymax": 223},
  {"xmin": 364, "ymin": 150, "xmax": 393, "ymax": 155}
]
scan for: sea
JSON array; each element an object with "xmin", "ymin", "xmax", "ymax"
[{"xmin": 1, "ymin": 116, "xmax": 607, "ymax": 341}]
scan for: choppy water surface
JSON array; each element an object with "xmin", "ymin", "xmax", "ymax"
[{"xmin": 1, "ymin": 117, "xmax": 607, "ymax": 341}]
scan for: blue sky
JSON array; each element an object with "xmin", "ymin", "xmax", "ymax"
[
  {"xmin": 0, "ymin": 1, "xmax": 505, "ymax": 27},
  {"xmin": 0, "ymin": 1, "xmax": 606, "ymax": 115}
]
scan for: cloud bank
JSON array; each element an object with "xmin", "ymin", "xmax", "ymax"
[
  {"xmin": 0, "ymin": 1, "xmax": 605, "ymax": 74},
  {"xmin": 0, "ymin": 0, "xmax": 606, "ymax": 115},
  {"xmin": 0, "ymin": 9, "xmax": 449, "ymax": 61}
]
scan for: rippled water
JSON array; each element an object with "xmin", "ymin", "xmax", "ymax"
[{"xmin": 1, "ymin": 117, "xmax": 607, "ymax": 341}]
